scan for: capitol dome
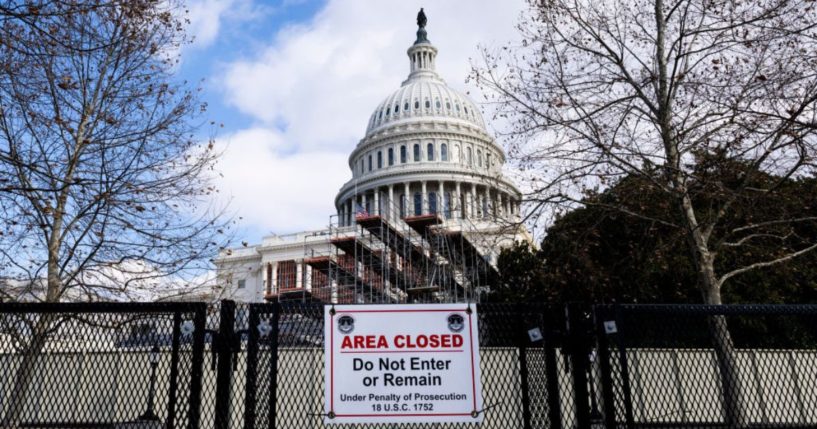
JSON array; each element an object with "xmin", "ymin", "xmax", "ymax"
[
  {"xmin": 335, "ymin": 12, "xmax": 521, "ymax": 228},
  {"xmin": 365, "ymin": 76, "xmax": 486, "ymax": 134}
]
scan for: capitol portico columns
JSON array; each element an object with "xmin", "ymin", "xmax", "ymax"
[
  {"xmin": 404, "ymin": 183, "xmax": 410, "ymax": 216},
  {"xmin": 373, "ymin": 188, "xmax": 380, "ymax": 216},
  {"xmin": 421, "ymin": 181, "xmax": 428, "ymax": 215},
  {"xmin": 388, "ymin": 184, "xmax": 394, "ymax": 219},
  {"xmin": 439, "ymin": 181, "xmax": 445, "ymax": 219},
  {"xmin": 455, "ymin": 182, "xmax": 462, "ymax": 219},
  {"xmin": 471, "ymin": 183, "xmax": 478, "ymax": 219}
]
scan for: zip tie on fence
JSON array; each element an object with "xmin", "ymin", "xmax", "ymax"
[{"xmin": 471, "ymin": 402, "xmax": 500, "ymax": 418}]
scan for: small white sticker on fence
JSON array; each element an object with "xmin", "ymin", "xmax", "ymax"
[
  {"xmin": 604, "ymin": 320, "xmax": 618, "ymax": 334},
  {"xmin": 527, "ymin": 327, "xmax": 543, "ymax": 342}
]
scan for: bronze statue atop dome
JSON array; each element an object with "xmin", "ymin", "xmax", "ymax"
[
  {"xmin": 417, "ymin": 8, "xmax": 427, "ymax": 29},
  {"xmin": 414, "ymin": 8, "xmax": 429, "ymax": 44}
]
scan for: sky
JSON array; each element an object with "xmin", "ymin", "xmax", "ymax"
[{"xmin": 178, "ymin": 0, "xmax": 528, "ymax": 245}]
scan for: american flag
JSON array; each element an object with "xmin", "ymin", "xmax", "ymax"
[{"xmin": 354, "ymin": 203, "xmax": 369, "ymax": 219}]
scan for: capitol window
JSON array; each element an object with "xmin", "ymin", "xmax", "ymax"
[
  {"xmin": 388, "ymin": 148, "xmax": 394, "ymax": 166},
  {"xmin": 427, "ymin": 143, "xmax": 434, "ymax": 161},
  {"xmin": 425, "ymin": 100, "xmax": 430, "ymax": 109},
  {"xmin": 446, "ymin": 101, "xmax": 451, "ymax": 110},
  {"xmin": 435, "ymin": 99, "xmax": 441, "ymax": 109},
  {"xmin": 477, "ymin": 150, "xmax": 482, "ymax": 167},
  {"xmin": 368, "ymin": 154, "xmax": 373, "ymax": 171},
  {"xmin": 455, "ymin": 104, "xmax": 460, "ymax": 112},
  {"xmin": 400, "ymin": 145, "xmax": 407, "ymax": 163},
  {"xmin": 429, "ymin": 192, "xmax": 437, "ymax": 214},
  {"xmin": 464, "ymin": 106, "xmax": 468, "ymax": 114},
  {"xmin": 413, "ymin": 144, "xmax": 420, "ymax": 162},
  {"xmin": 386, "ymin": 107, "xmax": 390, "ymax": 115},
  {"xmin": 394, "ymin": 104, "xmax": 399, "ymax": 113},
  {"xmin": 466, "ymin": 147, "xmax": 473, "ymax": 166},
  {"xmin": 441, "ymin": 144, "xmax": 448, "ymax": 161},
  {"xmin": 415, "ymin": 100, "xmax": 419, "ymax": 109},
  {"xmin": 405, "ymin": 102, "xmax": 410, "ymax": 111},
  {"xmin": 413, "ymin": 192, "xmax": 422, "ymax": 216},
  {"xmin": 486, "ymin": 154, "xmax": 491, "ymax": 169},
  {"xmin": 377, "ymin": 151, "xmax": 383, "ymax": 169},
  {"xmin": 444, "ymin": 192, "xmax": 452, "ymax": 218}
]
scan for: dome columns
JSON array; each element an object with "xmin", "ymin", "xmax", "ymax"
[{"xmin": 336, "ymin": 180, "xmax": 520, "ymax": 227}]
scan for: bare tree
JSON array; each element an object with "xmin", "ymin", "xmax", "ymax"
[
  {"xmin": 0, "ymin": 0, "xmax": 230, "ymax": 302},
  {"xmin": 0, "ymin": 2, "xmax": 230, "ymax": 424},
  {"xmin": 474, "ymin": 0, "xmax": 817, "ymax": 425}
]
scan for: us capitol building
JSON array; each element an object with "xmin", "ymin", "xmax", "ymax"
[{"xmin": 216, "ymin": 10, "xmax": 528, "ymax": 304}]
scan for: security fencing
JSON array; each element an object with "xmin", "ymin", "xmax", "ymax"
[{"xmin": 0, "ymin": 301, "xmax": 815, "ymax": 428}]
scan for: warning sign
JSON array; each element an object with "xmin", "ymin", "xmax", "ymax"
[{"xmin": 324, "ymin": 304, "xmax": 483, "ymax": 424}]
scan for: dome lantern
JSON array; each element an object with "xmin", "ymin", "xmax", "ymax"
[{"xmin": 405, "ymin": 9, "xmax": 439, "ymax": 83}]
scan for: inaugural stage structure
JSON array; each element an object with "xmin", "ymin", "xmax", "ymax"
[{"xmin": 216, "ymin": 10, "xmax": 528, "ymax": 304}]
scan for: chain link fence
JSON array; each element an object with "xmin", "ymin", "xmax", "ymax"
[{"xmin": 1, "ymin": 301, "xmax": 816, "ymax": 428}]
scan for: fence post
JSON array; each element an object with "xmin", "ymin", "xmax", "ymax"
[
  {"xmin": 243, "ymin": 305, "xmax": 261, "ymax": 429},
  {"xmin": 566, "ymin": 303, "xmax": 592, "ymax": 429},
  {"xmin": 214, "ymin": 300, "xmax": 236, "ymax": 429},
  {"xmin": 188, "ymin": 303, "xmax": 208, "ymax": 429},
  {"xmin": 543, "ymin": 306, "xmax": 563, "ymax": 429},
  {"xmin": 266, "ymin": 302, "xmax": 281, "ymax": 429},
  {"xmin": 516, "ymin": 304, "xmax": 533, "ymax": 429},
  {"xmin": 595, "ymin": 305, "xmax": 618, "ymax": 429},
  {"xmin": 166, "ymin": 312, "xmax": 182, "ymax": 429}
]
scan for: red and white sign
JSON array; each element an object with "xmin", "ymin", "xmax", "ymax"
[{"xmin": 324, "ymin": 304, "xmax": 483, "ymax": 424}]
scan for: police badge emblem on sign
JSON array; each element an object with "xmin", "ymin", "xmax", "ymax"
[{"xmin": 324, "ymin": 304, "xmax": 484, "ymax": 424}]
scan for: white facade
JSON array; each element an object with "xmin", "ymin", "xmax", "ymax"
[{"xmin": 216, "ymin": 14, "xmax": 527, "ymax": 303}]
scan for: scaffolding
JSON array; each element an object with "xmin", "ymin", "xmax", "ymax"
[{"xmin": 302, "ymin": 196, "xmax": 501, "ymax": 304}]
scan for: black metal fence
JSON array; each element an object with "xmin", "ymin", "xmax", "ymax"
[{"xmin": 1, "ymin": 301, "xmax": 816, "ymax": 428}]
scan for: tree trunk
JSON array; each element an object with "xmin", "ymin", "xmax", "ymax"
[
  {"xmin": 697, "ymin": 249, "xmax": 747, "ymax": 428},
  {"xmin": 1, "ymin": 314, "xmax": 54, "ymax": 428}
]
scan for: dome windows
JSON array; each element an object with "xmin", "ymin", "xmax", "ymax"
[
  {"xmin": 377, "ymin": 151, "xmax": 383, "ymax": 169},
  {"xmin": 400, "ymin": 145, "xmax": 407, "ymax": 163},
  {"xmin": 368, "ymin": 154, "xmax": 373, "ymax": 171},
  {"xmin": 477, "ymin": 150, "xmax": 483, "ymax": 167},
  {"xmin": 441, "ymin": 143, "xmax": 448, "ymax": 161},
  {"xmin": 425, "ymin": 100, "xmax": 430, "ymax": 109},
  {"xmin": 464, "ymin": 106, "xmax": 468, "ymax": 114},
  {"xmin": 413, "ymin": 144, "xmax": 421, "ymax": 162},
  {"xmin": 427, "ymin": 143, "xmax": 434, "ymax": 161},
  {"xmin": 446, "ymin": 101, "xmax": 451, "ymax": 110},
  {"xmin": 388, "ymin": 148, "xmax": 394, "ymax": 166},
  {"xmin": 386, "ymin": 107, "xmax": 390, "ymax": 115},
  {"xmin": 455, "ymin": 104, "xmax": 460, "ymax": 112},
  {"xmin": 466, "ymin": 147, "xmax": 473, "ymax": 166},
  {"xmin": 404, "ymin": 102, "xmax": 409, "ymax": 111},
  {"xmin": 415, "ymin": 100, "xmax": 420, "ymax": 109},
  {"xmin": 435, "ymin": 99, "xmax": 441, "ymax": 109},
  {"xmin": 413, "ymin": 193, "xmax": 422, "ymax": 216},
  {"xmin": 394, "ymin": 104, "xmax": 399, "ymax": 114}
]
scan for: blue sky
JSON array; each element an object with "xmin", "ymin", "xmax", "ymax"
[{"xmin": 178, "ymin": 0, "xmax": 527, "ymax": 246}]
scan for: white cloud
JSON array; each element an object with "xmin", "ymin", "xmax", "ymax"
[
  {"xmin": 215, "ymin": 127, "xmax": 349, "ymax": 234},
  {"xmin": 214, "ymin": 0, "xmax": 527, "ymax": 234},
  {"xmin": 187, "ymin": 0, "xmax": 263, "ymax": 48}
]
